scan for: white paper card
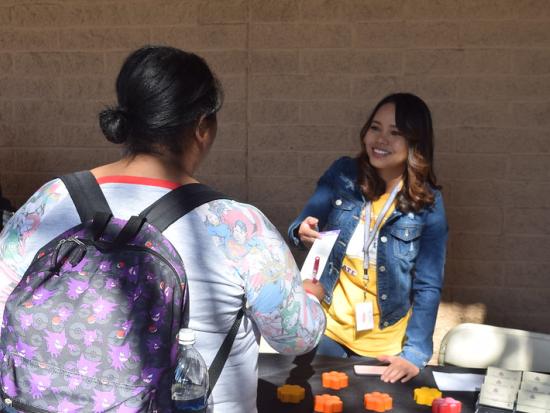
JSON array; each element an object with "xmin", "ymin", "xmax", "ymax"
[
  {"xmin": 300, "ymin": 230, "xmax": 340, "ymax": 281},
  {"xmin": 486, "ymin": 366, "xmax": 523, "ymax": 382},
  {"xmin": 517, "ymin": 390, "xmax": 550, "ymax": 412},
  {"xmin": 479, "ymin": 383, "xmax": 517, "ymax": 409},
  {"xmin": 524, "ymin": 372, "xmax": 550, "ymax": 387},
  {"xmin": 484, "ymin": 375, "xmax": 522, "ymax": 390},
  {"xmin": 521, "ymin": 381, "xmax": 550, "ymax": 395},
  {"xmin": 354, "ymin": 365, "xmax": 387, "ymax": 376},
  {"xmin": 355, "ymin": 301, "xmax": 374, "ymax": 332},
  {"xmin": 432, "ymin": 371, "xmax": 485, "ymax": 391}
]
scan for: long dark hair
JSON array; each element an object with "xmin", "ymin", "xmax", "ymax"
[
  {"xmin": 357, "ymin": 93, "xmax": 439, "ymax": 212},
  {"xmin": 99, "ymin": 45, "xmax": 224, "ymax": 156}
]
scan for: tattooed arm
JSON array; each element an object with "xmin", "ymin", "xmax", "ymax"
[
  {"xmin": 217, "ymin": 203, "xmax": 326, "ymax": 355},
  {"xmin": 0, "ymin": 180, "xmax": 67, "ymax": 319}
]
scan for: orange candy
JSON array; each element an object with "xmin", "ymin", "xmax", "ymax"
[
  {"xmin": 364, "ymin": 392, "xmax": 393, "ymax": 412},
  {"xmin": 314, "ymin": 394, "xmax": 343, "ymax": 413},
  {"xmin": 322, "ymin": 371, "xmax": 349, "ymax": 390}
]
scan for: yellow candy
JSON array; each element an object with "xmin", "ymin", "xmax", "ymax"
[
  {"xmin": 413, "ymin": 387, "xmax": 442, "ymax": 406},
  {"xmin": 277, "ymin": 384, "xmax": 305, "ymax": 404}
]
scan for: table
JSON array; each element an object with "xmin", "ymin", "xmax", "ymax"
[{"xmin": 258, "ymin": 353, "xmax": 483, "ymax": 412}]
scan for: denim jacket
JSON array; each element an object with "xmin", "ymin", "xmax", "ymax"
[{"xmin": 288, "ymin": 157, "xmax": 448, "ymax": 368}]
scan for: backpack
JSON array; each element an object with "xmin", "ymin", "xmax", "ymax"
[{"xmin": 0, "ymin": 171, "xmax": 243, "ymax": 413}]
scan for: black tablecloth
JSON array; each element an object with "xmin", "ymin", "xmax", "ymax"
[{"xmin": 258, "ymin": 353, "xmax": 483, "ymax": 412}]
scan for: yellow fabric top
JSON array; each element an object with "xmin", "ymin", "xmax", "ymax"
[{"xmin": 324, "ymin": 192, "xmax": 410, "ymax": 356}]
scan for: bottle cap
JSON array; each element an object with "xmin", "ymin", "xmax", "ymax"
[{"xmin": 178, "ymin": 328, "xmax": 196, "ymax": 345}]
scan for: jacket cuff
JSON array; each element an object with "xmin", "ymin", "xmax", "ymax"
[
  {"xmin": 400, "ymin": 347, "xmax": 431, "ymax": 370},
  {"xmin": 289, "ymin": 225, "xmax": 306, "ymax": 250}
]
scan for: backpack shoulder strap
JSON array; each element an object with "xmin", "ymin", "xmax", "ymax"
[
  {"xmin": 60, "ymin": 171, "xmax": 112, "ymax": 222},
  {"xmin": 207, "ymin": 308, "xmax": 244, "ymax": 398},
  {"xmin": 139, "ymin": 183, "xmax": 228, "ymax": 232},
  {"xmin": 140, "ymin": 183, "xmax": 240, "ymax": 395}
]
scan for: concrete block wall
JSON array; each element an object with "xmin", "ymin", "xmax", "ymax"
[{"xmin": 1, "ymin": 1, "xmax": 549, "ymax": 354}]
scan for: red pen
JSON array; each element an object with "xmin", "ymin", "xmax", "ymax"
[{"xmin": 312, "ymin": 256, "xmax": 320, "ymax": 284}]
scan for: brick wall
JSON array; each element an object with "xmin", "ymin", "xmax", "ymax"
[{"xmin": 1, "ymin": 1, "xmax": 550, "ymax": 354}]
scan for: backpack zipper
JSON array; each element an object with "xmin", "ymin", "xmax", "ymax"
[
  {"xmin": 91, "ymin": 239, "xmax": 183, "ymax": 289},
  {"xmin": 34, "ymin": 235, "xmax": 185, "ymax": 337},
  {"xmin": 51, "ymin": 236, "xmax": 87, "ymax": 270},
  {"xmin": 1, "ymin": 393, "xmax": 50, "ymax": 413},
  {"xmin": 69, "ymin": 237, "xmax": 185, "ymax": 333},
  {"xmin": 51, "ymin": 237, "xmax": 183, "ymax": 295}
]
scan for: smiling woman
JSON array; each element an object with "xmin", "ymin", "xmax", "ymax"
[
  {"xmin": 288, "ymin": 93, "xmax": 448, "ymax": 384},
  {"xmin": 363, "ymin": 103, "xmax": 409, "ymax": 187},
  {"xmin": 358, "ymin": 94, "xmax": 438, "ymax": 215}
]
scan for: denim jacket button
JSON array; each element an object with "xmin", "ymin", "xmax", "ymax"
[
  {"xmin": 383, "ymin": 321, "xmax": 389, "ymax": 327},
  {"xmin": 380, "ymin": 236, "xmax": 387, "ymax": 243},
  {"xmin": 381, "ymin": 294, "xmax": 387, "ymax": 300},
  {"xmin": 335, "ymin": 199, "xmax": 342, "ymax": 206},
  {"xmin": 379, "ymin": 265, "xmax": 386, "ymax": 272}
]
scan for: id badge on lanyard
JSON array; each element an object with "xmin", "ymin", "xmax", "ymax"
[
  {"xmin": 355, "ymin": 301, "xmax": 374, "ymax": 331},
  {"xmin": 355, "ymin": 183, "xmax": 401, "ymax": 332}
]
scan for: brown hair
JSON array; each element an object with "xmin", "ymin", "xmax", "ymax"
[{"xmin": 357, "ymin": 93, "xmax": 439, "ymax": 213}]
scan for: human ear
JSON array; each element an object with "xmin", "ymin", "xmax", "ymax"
[{"xmin": 194, "ymin": 114, "xmax": 216, "ymax": 149}]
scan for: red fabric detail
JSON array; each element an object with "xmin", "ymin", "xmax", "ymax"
[{"xmin": 96, "ymin": 175, "xmax": 181, "ymax": 189}]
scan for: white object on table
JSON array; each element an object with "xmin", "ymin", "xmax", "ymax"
[
  {"xmin": 300, "ymin": 230, "xmax": 340, "ymax": 281},
  {"xmin": 354, "ymin": 365, "xmax": 387, "ymax": 376},
  {"xmin": 432, "ymin": 371, "xmax": 485, "ymax": 392}
]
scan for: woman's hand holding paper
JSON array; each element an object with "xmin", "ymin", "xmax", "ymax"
[{"xmin": 298, "ymin": 216, "xmax": 321, "ymax": 248}]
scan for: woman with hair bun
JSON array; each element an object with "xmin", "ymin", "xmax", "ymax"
[
  {"xmin": 288, "ymin": 93, "xmax": 448, "ymax": 383},
  {"xmin": 0, "ymin": 46, "xmax": 325, "ymax": 412}
]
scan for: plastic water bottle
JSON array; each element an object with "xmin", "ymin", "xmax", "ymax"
[{"xmin": 172, "ymin": 328, "xmax": 209, "ymax": 412}]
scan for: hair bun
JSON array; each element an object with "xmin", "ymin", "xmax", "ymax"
[{"xmin": 99, "ymin": 107, "xmax": 129, "ymax": 144}]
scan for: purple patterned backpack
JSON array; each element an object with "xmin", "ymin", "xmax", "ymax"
[{"xmin": 0, "ymin": 171, "xmax": 230, "ymax": 413}]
